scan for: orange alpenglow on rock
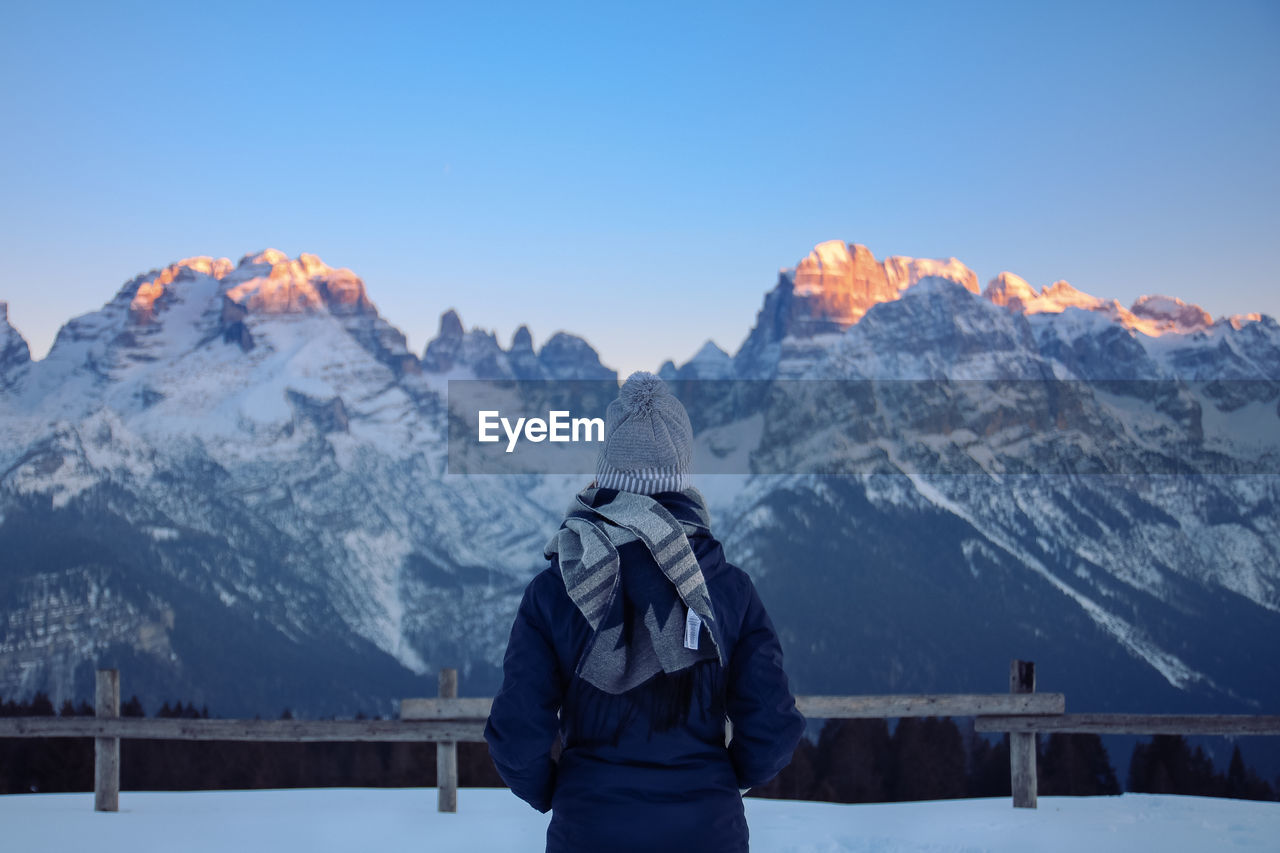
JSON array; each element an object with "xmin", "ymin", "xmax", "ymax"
[
  {"xmin": 784, "ymin": 240, "xmax": 978, "ymax": 334},
  {"xmin": 983, "ymin": 271, "xmax": 1219, "ymax": 337},
  {"xmin": 125, "ymin": 249, "xmax": 375, "ymax": 327},
  {"xmin": 784, "ymin": 240, "xmax": 1253, "ymax": 342},
  {"xmin": 129, "ymin": 257, "xmax": 235, "ymax": 323},
  {"xmin": 226, "ymin": 250, "xmax": 374, "ymax": 316}
]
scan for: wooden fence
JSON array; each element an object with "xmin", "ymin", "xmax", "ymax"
[{"xmin": 3, "ymin": 661, "xmax": 1278, "ymax": 813}]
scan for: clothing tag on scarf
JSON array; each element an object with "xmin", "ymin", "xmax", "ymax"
[{"xmin": 684, "ymin": 608, "xmax": 702, "ymax": 650}]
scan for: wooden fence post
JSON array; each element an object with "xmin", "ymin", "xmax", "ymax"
[
  {"xmin": 94, "ymin": 669, "xmax": 120, "ymax": 812},
  {"xmin": 1009, "ymin": 659, "xmax": 1037, "ymax": 809},
  {"xmin": 437, "ymin": 668, "xmax": 458, "ymax": 813}
]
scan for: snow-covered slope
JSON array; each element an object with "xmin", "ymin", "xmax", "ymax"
[
  {"xmin": 5, "ymin": 789, "xmax": 1279, "ymax": 853},
  {"xmin": 666, "ymin": 243, "xmax": 1280, "ymax": 715},
  {"xmin": 0, "ymin": 251, "xmax": 610, "ymax": 714}
]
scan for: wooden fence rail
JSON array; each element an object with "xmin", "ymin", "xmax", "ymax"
[
  {"xmin": 398, "ymin": 692, "xmax": 1068, "ymax": 722},
  {"xmin": 0, "ymin": 717, "xmax": 488, "ymax": 742},
  {"xmin": 975, "ymin": 714, "xmax": 1280, "ymax": 736},
  {"xmin": 795, "ymin": 691, "xmax": 1064, "ymax": 718},
  {"xmin": 4, "ymin": 662, "xmax": 1279, "ymax": 813}
]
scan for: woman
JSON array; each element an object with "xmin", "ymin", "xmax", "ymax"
[{"xmin": 484, "ymin": 372, "xmax": 805, "ymax": 852}]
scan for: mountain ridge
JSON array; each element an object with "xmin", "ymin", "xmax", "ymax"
[
  {"xmin": 1, "ymin": 242, "xmax": 1277, "ymax": 739},
  {"xmin": 7, "ymin": 241, "xmax": 1273, "ymax": 383}
]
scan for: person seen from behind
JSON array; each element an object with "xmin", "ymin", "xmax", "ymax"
[{"xmin": 484, "ymin": 372, "xmax": 806, "ymax": 852}]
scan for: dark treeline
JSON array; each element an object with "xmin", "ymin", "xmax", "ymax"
[
  {"xmin": 0, "ymin": 692, "xmax": 501, "ymax": 795},
  {"xmin": 1127, "ymin": 734, "xmax": 1277, "ymax": 801},
  {"xmin": 3, "ymin": 695, "xmax": 1277, "ymax": 802},
  {"xmin": 748, "ymin": 717, "xmax": 1279, "ymax": 804}
]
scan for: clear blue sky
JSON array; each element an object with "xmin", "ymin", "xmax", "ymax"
[{"xmin": 2, "ymin": 0, "xmax": 1277, "ymax": 376}]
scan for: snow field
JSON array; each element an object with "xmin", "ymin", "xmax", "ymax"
[{"xmin": 3, "ymin": 788, "xmax": 1277, "ymax": 852}]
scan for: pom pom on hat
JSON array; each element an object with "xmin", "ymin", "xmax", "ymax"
[
  {"xmin": 595, "ymin": 372, "xmax": 693, "ymax": 495},
  {"xmin": 616, "ymin": 371, "xmax": 669, "ymax": 416}
]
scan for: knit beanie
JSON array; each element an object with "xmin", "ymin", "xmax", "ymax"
[{"xmin": 595, "ymin": 372, "xmax": 693, "ymax": 495}]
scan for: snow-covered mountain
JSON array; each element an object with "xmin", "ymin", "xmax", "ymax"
[
  {"xmin": 663, "ymin": 242, "xmax": 1280, "ymax": 715},
  {"xmin": 0, "ymin": 251, "xmax": 609, "ymax": 715},
  {"xmin": 1, "ymin": 243, "xmax": 1277, "ymax": 725}
]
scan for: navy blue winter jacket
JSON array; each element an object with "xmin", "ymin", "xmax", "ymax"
[{"xmin": 484, "ymin": 491, "xmax": 805, "ymax": 852}]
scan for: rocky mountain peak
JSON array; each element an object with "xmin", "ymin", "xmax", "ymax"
[
  {"xmin": 1041, "ymin": 280, "xmax": 1103, "ymax": 310},
  {"xmin": 0, "ymin": 302, "xmax": 32, "ymax": 391},
  {"xmin": 437, "ymin": 309, "xmax": 465, "ymax": 340},
  {"xmin": 120, "ymin": 251, "xmax": 377, "ymax": 330},
  {"xmin": 1227, "ymin": 313, "xmax": 1266, "ymax": 330},
  {"xmin": 882, "ymin": 254, "xmax": 979, "ymax": 295},
  {"xmin": 536, "ymin": 332, "xmax": 615, "ymax": 380},
  {"xmin": 222, "ymin": 250, "xmax": 375, "ymax": 317},
  {"xmin": 983, "ymin": 271, "xmax": 1219, "ymax": 339},
  {"xmin": 984, "ymin": 274, "xmax": 1109, "ymax": 316},
  {"xmin": 692, "ymin": 340, "xmax": 730, "ymax": 362},
  {"xmin": 511, "ymin": 325, "xmax": 534, "ymax": 352},
  {"xmin": 1129, "ymin": 294, "xmax": 1212, "ymax": 334},
  {"xmin": 664, "ymin": 339, "xmax": 733, "ymax": 380},
  {"xmin": 734, "ymin": 240, "xmax": 981, "ymax": 375},
  {"xmin": 790, "ymin": 241, "xmax": 890, "ymax": 326},
  {"xmin": 0, "ymin": 301, "xmax": 24, "ymax": 344},
  {"xmin": 421, "ymin": 310, "xmax": 473, "ymax": 372},
  {"xmin": 784, "ymin": 240, "xmax": 979, "ymax": 327},
  {"xmin": 237, "ymin": 248, "xmax": 291, "ymax": 267},
  {"xmin": 127, "ymin": 256, "xmax": 236, "ymax": 324},
  {"xmin": 419, "ymin": 311, "xmax": 613, "ymax": 380},
  {"xmin": 983, "ymin": 271, "xmax": 1038, "ymax": 309}
]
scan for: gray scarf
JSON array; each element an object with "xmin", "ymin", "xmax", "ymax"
[{"xmin": 545, "ymin": 486, "xmax": 722, "ymax": 695}]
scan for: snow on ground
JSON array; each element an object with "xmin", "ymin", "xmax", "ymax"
[{"xmin": 3, "ymin": 788, "xmax": 1278, "ymax": 852}]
